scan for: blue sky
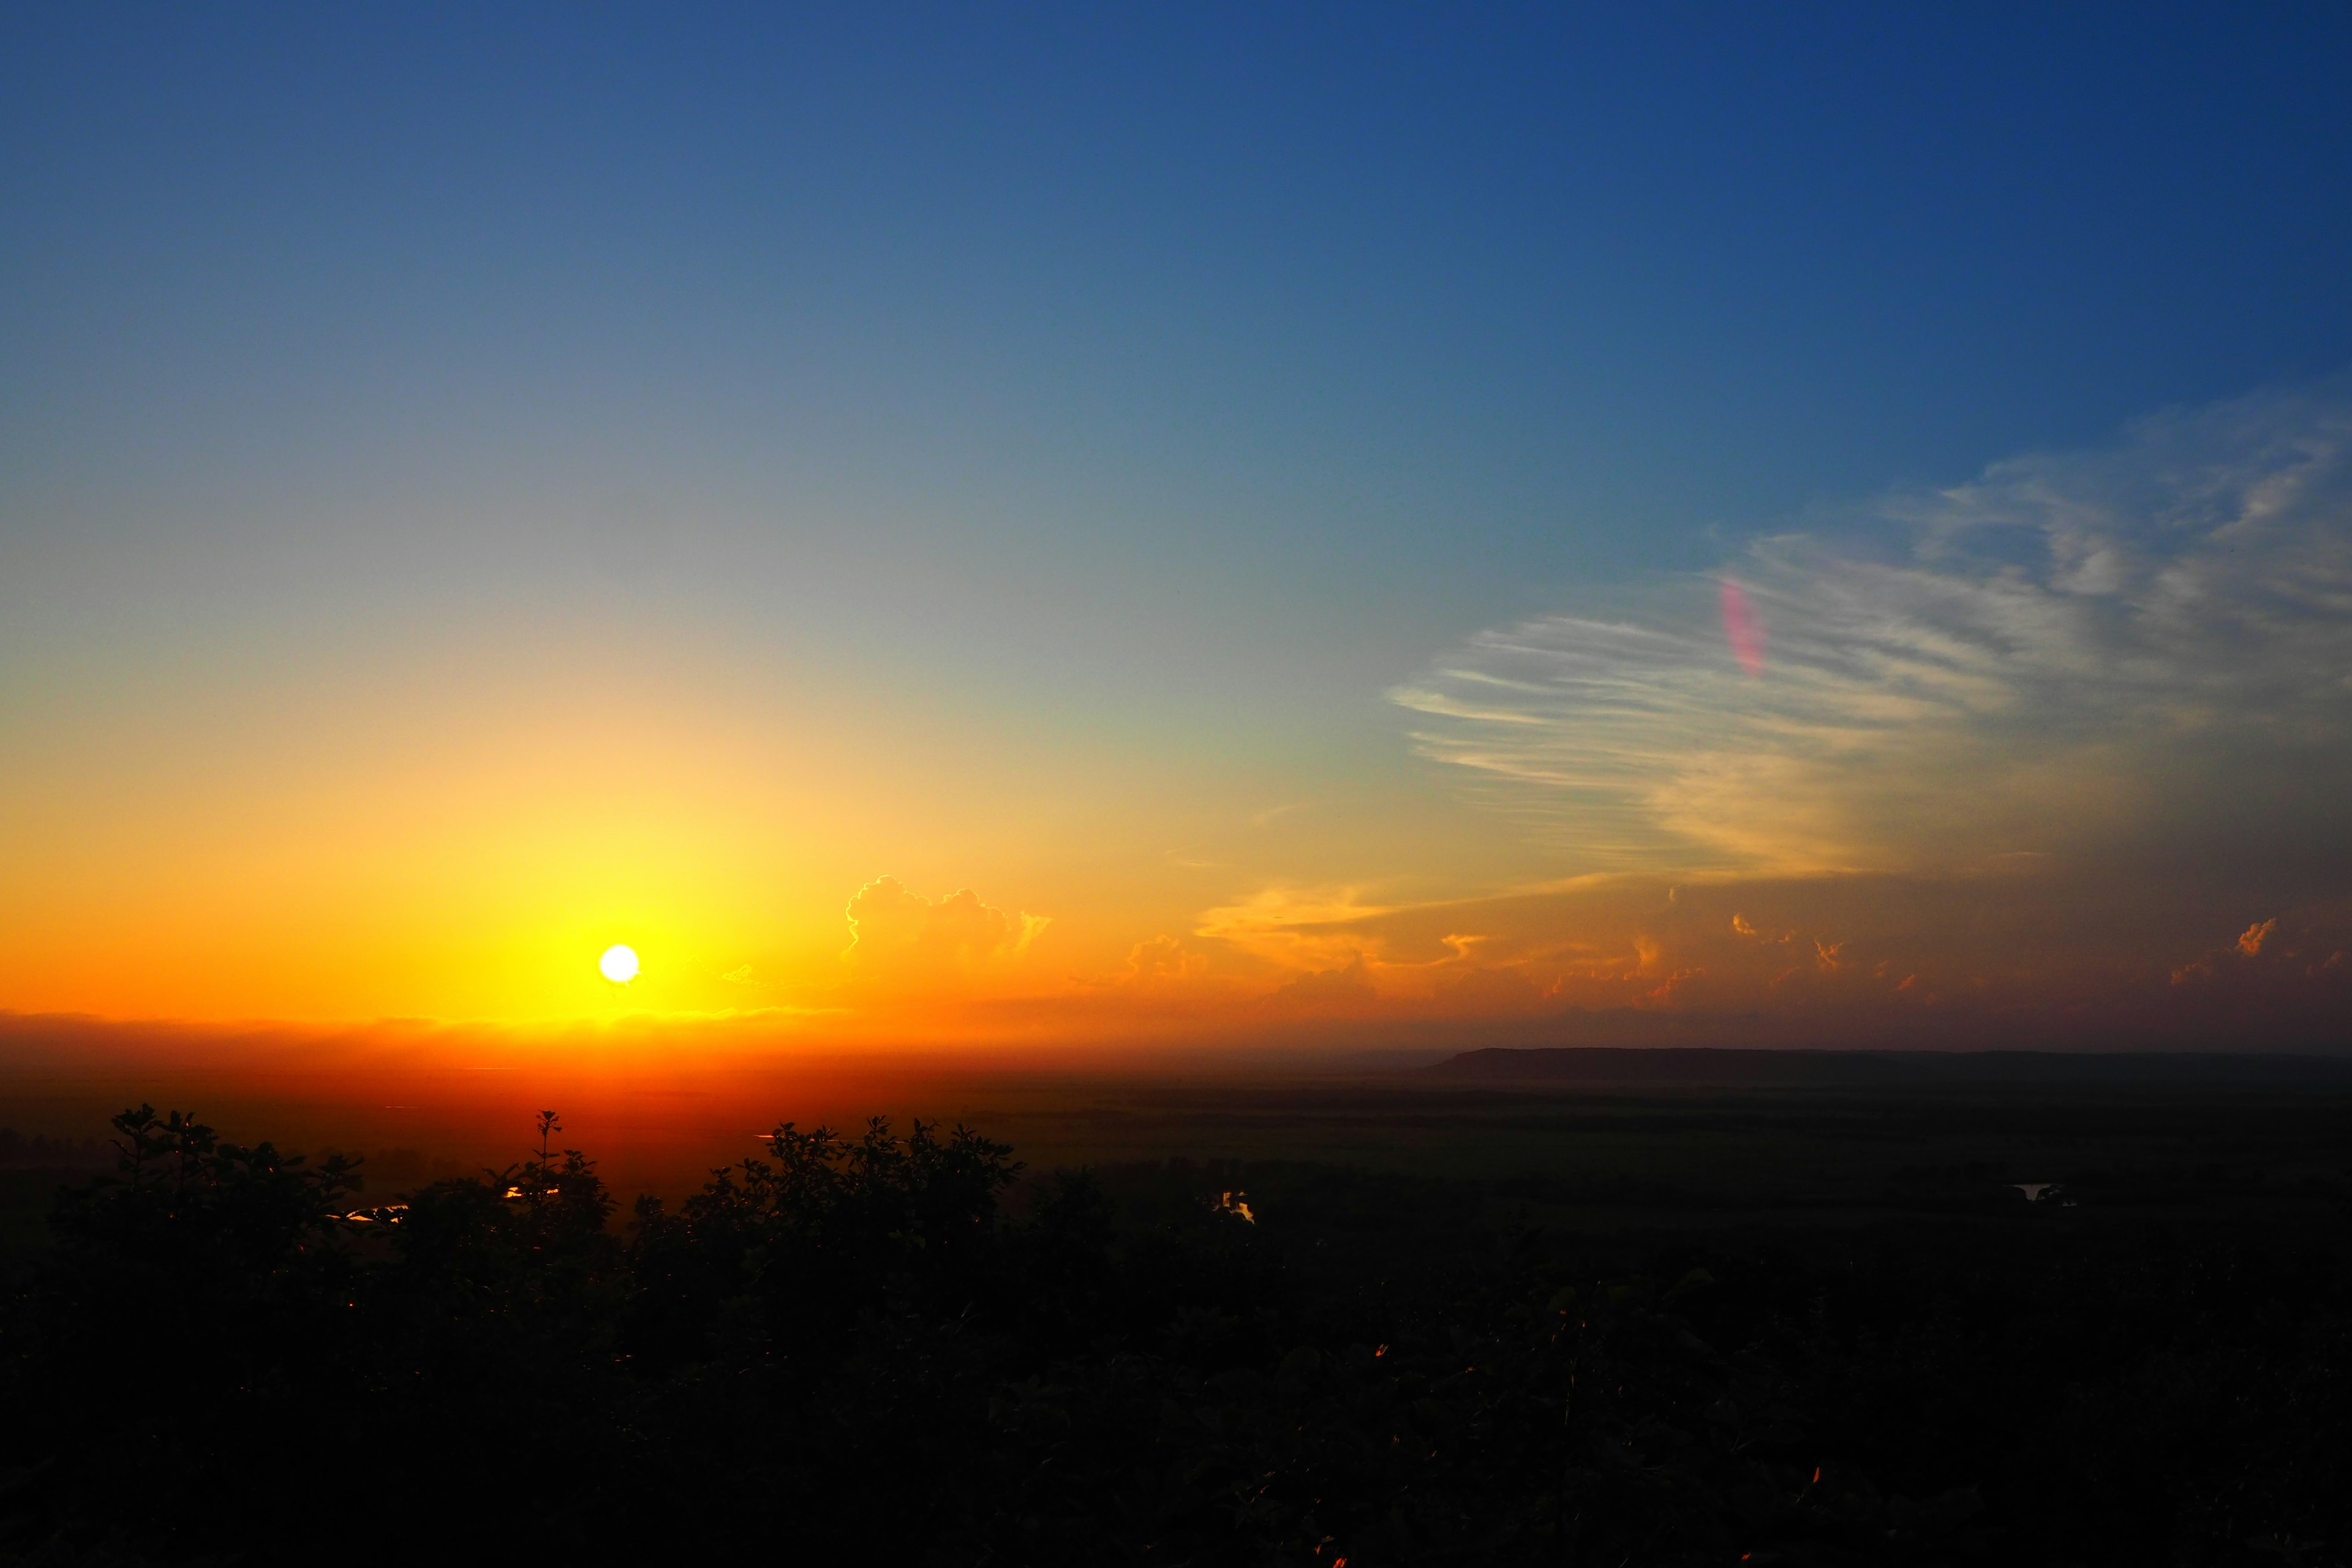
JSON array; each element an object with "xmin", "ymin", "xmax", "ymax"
[
  {"xmin": 14, "ymin": 5, "xmax": 2352, "ymax": 601},
  {"xmin": 7, "ymin": 4, "xmax": 2352, "ymax": 1031}
]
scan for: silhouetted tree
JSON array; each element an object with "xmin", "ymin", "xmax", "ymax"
[{"xmin": 4, "ymin": 1102, "xmax": 2348, "ymax": 1566}]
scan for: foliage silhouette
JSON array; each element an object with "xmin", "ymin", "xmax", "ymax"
[{"xmin": 0, "ymin": 1103, "xmax": 2346, "ymax": 1565}]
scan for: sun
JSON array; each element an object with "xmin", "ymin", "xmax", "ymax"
[{"xmin": 598, "ymin": 944, "xmax": 640, "ymax": 984}]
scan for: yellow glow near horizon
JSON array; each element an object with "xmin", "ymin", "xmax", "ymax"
[{"xmin": 598, "ymin": 944, "xmax": 641, "ymax": 984}]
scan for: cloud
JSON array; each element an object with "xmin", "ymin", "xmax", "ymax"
[
  {"xmin": 1390, "ymin": 380, "xmax": 2352, "ymax": 888},
  {"xmin": 1194, "ymin": 884, "xmax": 1396, "ymax": 971},
  {"xmin": 2164, "ymin": 903, "xmax": 2352, "ymax": 1035},
  {"xmin": 1341, "ymin": 379, "xmax": 2352, "ymax": 1047},
  {"xmin": 1122, "ymin": 934, "xmax": 1208, "ymax": 986},
  {"xmin": 843, "ymin": 876, "xmax": 1048, "ymax": 986},
  {"xmin": 1174, "ymin": 872, "xmax": 2351, "ymax": 1048},
  {"xmin": 1268, "ymin": 953, "xmax": 1376, "ymax": 1009}
]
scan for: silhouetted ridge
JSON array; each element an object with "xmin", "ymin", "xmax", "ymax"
[{"xmin": 1423, "ymin": 1046, "xmax": 2352, "ymax": 1085}]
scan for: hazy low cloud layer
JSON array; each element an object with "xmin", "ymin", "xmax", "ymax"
[
  {"xmin": 1169, "ymin": 873, "xmax": 2352, "ymax": 1049},
  {"xmin": 1393, "ymin": 382, "xmax": 2352, "ymax": 887}
]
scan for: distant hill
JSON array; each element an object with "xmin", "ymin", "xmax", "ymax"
[{"xmin": 1421, "ymin": 1046, "xmax": 2352, "ymax": 1086}]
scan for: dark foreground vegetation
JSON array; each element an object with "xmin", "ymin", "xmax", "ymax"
[{"xmin": 2, "ymin": 1102, "xmax": 2348, "ymax": 1567}]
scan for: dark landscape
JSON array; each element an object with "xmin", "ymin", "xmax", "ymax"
[
  {"xmin": 10, "ymin": 7, "xmax": 2352, "ymax": 1566},
  {"xmin": 4, "ymin": 1047, "xmax": 2347, "ymax": 1565}
]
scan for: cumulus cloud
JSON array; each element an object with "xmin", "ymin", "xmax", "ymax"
[
  {"xmin": 1391, "ymin": 381, "xmax": 2352, "ymax": 885},
  {"xmin": 2165, "ymin": 902, "xmax": 2352, "ymax": 1031},
  {"xmin": 843, "ymin": 876, "xmax": 1047, "ymax": 985},
  {"xmin": 1123, "ymin": 934, "xmax": 1208, "ymax": 986},
  {"xmin": 1268, "ymin": 952, "xmax": 1377, "ymax": 1009}
]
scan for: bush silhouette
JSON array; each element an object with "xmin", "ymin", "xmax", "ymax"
[{"xmin": 1, "ymin": 1102, "xmax": 2346, "ymax": 1565}]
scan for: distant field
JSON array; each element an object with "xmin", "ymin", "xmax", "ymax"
[{"xmin": 7, "ymin": 1047, "xmax": 2346, "ymax": 1246}]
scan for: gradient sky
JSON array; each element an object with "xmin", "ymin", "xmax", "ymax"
[{"xmin": 6, "ymin": 4, "xmax": 2352, "ymax": 1050}]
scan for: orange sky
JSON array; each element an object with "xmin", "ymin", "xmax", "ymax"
[
  {"xmin": 12, "ymin": 387, "xmax": 2352, "ymax": 1054},
  {"xmin": 6, "ymin": 18, "xmax": 2351, "ymax": 1058}
]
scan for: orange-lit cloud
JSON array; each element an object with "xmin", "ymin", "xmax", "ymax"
[
  {"xmin": 1121, "ymin": 935, "xmax": 1208, "ymax": 987},
  {"xmin": 1052, "ymin": 865, "xmax": 2337, "ymax": 1050},
  {"xmin": 842, "ymin": 876, "xmax": 1048, "ymax": 990},
  {"xmin": 1194, "ymin": 884, "xmax": 1397, "ymax": 972},
  {"xmin": 1267, "ymin": 953, "xmax": 1377, "ymax": 1011}
]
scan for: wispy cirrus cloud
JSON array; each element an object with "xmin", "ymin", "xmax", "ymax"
[{"xmin": 1391, "ymin": 380, "xmax": 2352, "ymax": 884}]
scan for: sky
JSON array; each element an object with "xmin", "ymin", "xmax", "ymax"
[{"xmin": 5, "ymin": 4, "xmax": 2352, "ymax": 1055}]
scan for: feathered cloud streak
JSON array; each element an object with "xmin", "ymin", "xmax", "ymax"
[{"xmin": 1391, "ymin": 383, "xmax": 2352, "ymax": 886}]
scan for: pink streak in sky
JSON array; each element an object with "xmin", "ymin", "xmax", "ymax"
[{"xmin": 1720, "ymin": 579, "xmax": 1765, "ymax": 676}]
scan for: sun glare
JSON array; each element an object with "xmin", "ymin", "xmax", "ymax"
[{"xmin": 598, "ymin": 944, "xmax": 640, "ymax": 984}]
